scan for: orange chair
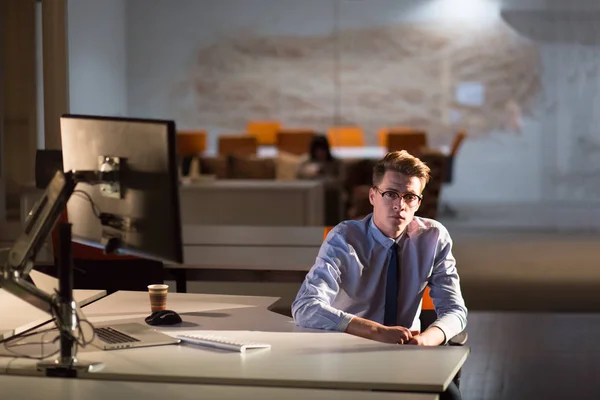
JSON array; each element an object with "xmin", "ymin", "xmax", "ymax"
[
  {"xmin": 276, "ymin": 129, "xmax": 315, "ymax": 156},
  {"xmin": 420, "ymin": 286, "xmax": 468, "ymax": 346},
  {"xmin": 177, "ymin": 131, "xmax": 207, "ymax": 176},
  {"xmin": 443, "ymin": 130, "xmax": 466, "ymax": 184},
  {"xmin": 378, "ymin": 127, "xmax": 409, "ymax": 148},
  {"xmin": 327, "ymin": 126, "xmax": 365, "ymax": 147},
  {"xmin": 420, "ymin": 285, "xmax": 467, "ymax": 387},
  {"xmin": 378, "ymin": 127, "xmax": 425, "ymax": 148},
  {"xmin": 440, "ymin": 131, "xmax": 468, "ymax": 216},
  {"xmin": 247, "ymin": 121, "xmax": 281, "ymax": 146},
  {"xmin": 177, "ymin": 131, "xmax": 207, "ymax": 156},
  {"xmin": 450, "ymin": 131, "xmax": 467, "ymax": 158},
  {"xmin": 385, "ymin": 129, "xmax": 428, "ymax": 156},
  {"xmin": 218, "ymin": 135, "xmax": 258, "ymax": 156}
]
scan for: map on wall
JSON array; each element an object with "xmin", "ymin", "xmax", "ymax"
[
  {"xmin": 170, "ymin": 20, "xmax": 542, "ymax": 146},
  {"xmin": 503, "ymin": 8, "xmax": 600, "ymax": 202}
]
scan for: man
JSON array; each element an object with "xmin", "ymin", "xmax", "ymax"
[{"xmin": 292, "ymin": 150, "xmax": 467, "ymax": 399}]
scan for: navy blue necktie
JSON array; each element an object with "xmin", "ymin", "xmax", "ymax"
[{"xmin": 384, "ymin": 243, "xmax": 399, "ymax": 326}]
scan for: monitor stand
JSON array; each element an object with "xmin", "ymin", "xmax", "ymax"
[
  {"xmin": 37, "ymin": 222, "xmax": 104, "ymax": 377},
  {"xmin": 1, "ymin": 169, "xmax": 118, "ymax": 377}
]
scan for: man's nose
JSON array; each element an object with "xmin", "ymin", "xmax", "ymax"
[{"xmin": 392, "ymin": 197, "xmax": 406, "ymax": 209}]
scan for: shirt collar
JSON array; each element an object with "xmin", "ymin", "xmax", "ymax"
[{"xmin": 367, "ymin": 214, "xmax": 417, "ymax": 249}]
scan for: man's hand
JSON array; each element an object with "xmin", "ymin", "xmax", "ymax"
[
  {"xmin": 374, "ymin": 326, "xmax": 420, "ymax": 344},
  {"xmin": 406, "ymin": 326, "xmax": 445, "ymax": 346},
  {"xmin": 345, "ymin": 316, "xmax": 419, "ymax": 344}
]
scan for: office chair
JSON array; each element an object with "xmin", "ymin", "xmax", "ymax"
[
  {"xmin": 247, "ymin": 120, "xmax": 281, "ymax": 146},
  {"xmin": 420, "ymin": 286, "xmax": 468, "ymax": 387},
  {"xmin": 177, "ymin": 131, "xmax": 207, "ymax": 177},
  {"xmin": 327, "ymin": 126, "xmax": 365, "ymax": 147},
  {"xmin": 440, "ymin": 131, "xmax": 467, "ymax": 217},
  {"xmin": 218, "ymin": 135, "xmax": 258, "ymax": 156},
  {"xmin": 276, "ymin": 129, "xmax": 315, "ymax": 155}
]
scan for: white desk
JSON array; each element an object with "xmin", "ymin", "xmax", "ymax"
[
  {"xmin": 0, "ymin": 375, "xmax": 439, "ymax": 400},
  {"xmin": 0, "ymin": 291, "xmax": 469, "ymax": 394},
  {"xmin": 175, "ymin": 225, "xmax": 323, "ymax": 270}
]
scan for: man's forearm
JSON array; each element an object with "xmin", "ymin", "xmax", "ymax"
[
  {"xmin": 345, "ymin": 316, "xmax": 417, "ymax": 344},
  {"xmin": 419, "ymin": 326, "xmax": 446, "ymax": 346},
  {"xmin": 344, "ymin": 316, "xmax": 381, "ymax": 340},
  {"xmin": 292, "ymin": 298, "xmax": 352, "ymax": 331}
]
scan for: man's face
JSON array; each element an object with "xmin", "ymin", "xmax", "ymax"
[{"xmin": 369, "ymin": 171, "xmax": 423, "ymax": 238}]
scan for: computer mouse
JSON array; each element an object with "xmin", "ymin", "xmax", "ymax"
[{"xmin": 145, "ymin": 310, "xmax": 183, "ymax": 326}]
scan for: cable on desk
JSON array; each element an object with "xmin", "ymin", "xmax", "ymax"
[
  {"xmin": 1, "ymin": 190, "xmax": 101, "ymax": 361},
  {"xmin": 1, "ymin": 289, "xmax": 97, "ymax": 360}
]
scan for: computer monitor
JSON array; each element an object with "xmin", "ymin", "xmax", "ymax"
[
  {"xmin": 1, "ymin": 114, "xmax": 184, "ymax": 373},
  {"xmin": 60, "ymin": 114, "xmax": 183, "ymax": 264}
]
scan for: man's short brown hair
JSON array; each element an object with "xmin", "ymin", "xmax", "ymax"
[{"xmin": 372, "ymin": 151, "xmax": 431, "ymax": 193}]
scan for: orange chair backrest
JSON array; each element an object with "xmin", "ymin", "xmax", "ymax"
[
  {"xmin": 386, "ymin": 130, "xmax": 427, "ymax": 156},
  {"xmin": 323, "ymin": 226, "xmax": 334, "ymax": 241},
  {"xmin": 327, "ymin": 126, "xmax": 365, "ymax": 147},
  {"xmin": 378, "ymin": 127, "xmax": 426, "ymax": 148},
  {"xmin": 218, "ymin": 135, "xmax": 258, "ymax": 156},
  {"xmin": 379, "ymin": 127, "xmax": 416, "ymax": 147},
  {"xmin": 422, "ymin": 286, "xmax": 434, "ymax": 310},
  {"xmin": 247, "ymin": 121, "xmax": 281, "ymax": 146},
  {"xmin": 450, "ymin": 131, "xmax": 467, "ymax": 157},
  {"xmin": 177, "ymin": 131, "xmax": 207, "ymax": 156},
  {"xmin": 276, "ymin": 129, "xmax": 315, "ymax": 156}
]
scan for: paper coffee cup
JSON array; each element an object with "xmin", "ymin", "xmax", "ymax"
[{"xmin": 148, "ymin": 284, "xmax": 169, "ymax": 312}]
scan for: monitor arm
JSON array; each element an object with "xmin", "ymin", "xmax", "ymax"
[
  {"xmin": 1, "ymin": 170, "xmax": 77, "ymax": 315},
  {"xmin": 0, "ymin": 163, "xmax": 121, "ymax": 377}
]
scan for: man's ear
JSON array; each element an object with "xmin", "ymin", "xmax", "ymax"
[
  {"xmin": 369, "ymin": 187, "xmax": 376, "ymax": 207},
  {"xmin": 414, "ymin": 195, "xmax": 422, "ymax": 213}
]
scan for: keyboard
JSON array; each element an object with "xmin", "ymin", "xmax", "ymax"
[
  {"xmin": 176, "ymin": 334, "xmax": 271, "ymax": 353},
  {"xmin": 96, "ymin": 327, "xmax": 140, "ymax": 344}
]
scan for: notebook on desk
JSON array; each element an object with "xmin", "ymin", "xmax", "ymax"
[
  {"xmin": 33, "ymin": 271, "xmax": 180, "ymax": 351},
  {"xmin": 85, "ymin": 322, "xmax": 180, "ymax": 351},
  {"xmin": 70, "ymin": 296, "xmax": 179, "ymax": 351},
  {"xmin": 0, "ymin": 271, "xmax": 179, "ymax": 351}
]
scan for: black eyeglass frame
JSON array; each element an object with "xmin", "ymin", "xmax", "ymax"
[{"xmin": 373, "ymin": 186, "xmax": 423, "ymax": 205}]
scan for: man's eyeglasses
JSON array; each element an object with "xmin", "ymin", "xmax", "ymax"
[{"xmin": 373, "ymin": 187, "xmax": 422, "ymax": 207}]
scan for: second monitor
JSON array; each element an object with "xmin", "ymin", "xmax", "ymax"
[{"xmin": 60, "ymin": 114, "xmax": 183, "ymax": 264}]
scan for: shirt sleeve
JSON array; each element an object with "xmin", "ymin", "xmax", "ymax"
[
  {"xmin": 427, "ymin": 225, "xmax": 468, "ymax": 344},
  {"xmin": 291, "ymin": 227, "xmax": 355, "ymax": 332}
]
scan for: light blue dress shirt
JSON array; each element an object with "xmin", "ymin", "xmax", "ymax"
[{"xmin": 291, "ymin": 214, "xmax": 467, "ymax": 343}]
